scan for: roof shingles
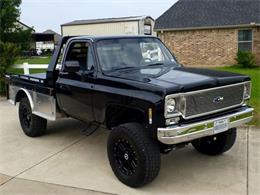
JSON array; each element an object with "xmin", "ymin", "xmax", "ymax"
[{"xmin": 155, "ymin": 0, "xmax": 260, "ymax": 30}]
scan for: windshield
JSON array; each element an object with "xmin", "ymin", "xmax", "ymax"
[{"xmin": 96, "ymin": 38, "xmax": 179, "ymax": 72}]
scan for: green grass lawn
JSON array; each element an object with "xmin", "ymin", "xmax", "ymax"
[
  {"xmin": 7, "ymin": 56, "xmax": 50, "ymax": 74},
  {"xmin": 213, "ymin": 66, "xmax": 260, "ymax": 126},
  {"xmin": 7, "ymin": 68, "xmax": 46, "ymax": 74},
  {"xmin": 15, "ymin": 56, "xmax": 51, "ymax": 64}
]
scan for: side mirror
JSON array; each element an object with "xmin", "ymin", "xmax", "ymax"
[{"xmin": 64, "ymin": 61, "xmax": 80, "ymax": 73}]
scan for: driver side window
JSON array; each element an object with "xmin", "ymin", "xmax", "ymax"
[{"xmin": 65, "ymin": 41, "xmax": 94, "ymax": 71}]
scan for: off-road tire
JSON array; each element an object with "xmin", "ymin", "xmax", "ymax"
[
  {"xmin": 192, "ymin": 128, "xmax": 237, "ymax": 156},
  {"xmin": 19, "ymin": 97, "xmax": 47, "ymax": 137},
  {"xmin": 107, "ymin": 123, "xmax": 161, "ymax": 188}
]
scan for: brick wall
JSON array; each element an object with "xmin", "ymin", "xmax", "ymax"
[
  {"xmin": 253, "ymin": 27, "xmax": 260, "ymax": 65},
  {"xmin": 158, "ymin": 27, "xmax": 260, "ymax": 66}
]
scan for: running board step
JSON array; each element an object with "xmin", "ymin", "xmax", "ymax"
[{"xmin": 80, "ymin": 122, "xmax": 100, "ymax": 136}]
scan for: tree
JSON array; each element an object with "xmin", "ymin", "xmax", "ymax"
[
  {"xmin": 0, "ymin": 0, "xmax": 33, "ymax": 49},
  {"xmin": 5, "ymin": 28, "xmax": 33, "ymax": 51},
  {"xmin": 0, "ymin": 0, "xmax": 33, "ymax": 94},
  {"xmin": 0, "ymin": 42, "xmax": 20, "ymax": 94},
  {"xmin": 0, "ymin": 0, "xmax": 22, "ymax": 41}
]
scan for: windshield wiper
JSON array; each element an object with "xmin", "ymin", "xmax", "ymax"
[
  {"xmin": 110, "ymin": 66, "xmax": 138, "ymax": 72},
  {"xmin": 145, "ymin": 62, "xmax": 164, "ymax": 67},
  {"xmin": 109, "ymin": 63, "xmax": 165, "ymax": 73}
]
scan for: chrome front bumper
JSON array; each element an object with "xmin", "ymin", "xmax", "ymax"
[{"xmin": 158, "ymin": 107, "xmax": 254, "ymax": 145}]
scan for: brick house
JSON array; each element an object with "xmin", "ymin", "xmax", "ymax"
[{"xmin": 154, "ymin": 0, "xmax": 260, "ymax": 66}]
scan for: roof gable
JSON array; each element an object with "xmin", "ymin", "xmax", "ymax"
[
  {"xmin": 155, "ymin": 0, "xmax": 260, "ymax": 30},
  {"xmin": 42, "ymin": 29, "xmax": 60, "ymax": 35}
]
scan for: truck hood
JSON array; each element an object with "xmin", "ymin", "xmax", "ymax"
[{"xmin": 106, "ymin": 66, "xmax": 250, "ymax": 93}]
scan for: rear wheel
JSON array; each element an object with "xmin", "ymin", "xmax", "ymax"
[
  {"xmin": 107, "ymin": 123, "xmax": 161, "ymax": 188},
  {"xmin": 192, "ymin": 128, "xmax": 237, "ymax": 156},
  {"xmin": 19, "ymin": 97, "xmax": 47, "ymax": 137}
]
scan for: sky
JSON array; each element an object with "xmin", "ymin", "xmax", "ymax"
[{"xmin": 20, "ymin": 0, "xmax": 177, "ymax": 34}]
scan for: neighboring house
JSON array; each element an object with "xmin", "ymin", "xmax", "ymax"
[
  {"xmin": 155, "ymin": 0, "xmax": 260, "ymax": 66},
  {"xmin": 42, "ymin": 29, "xmax": 62, "ymax": 45},
  {"xmin": 32, "ymin": 30, "xmax": 61, "ymax": 50},
  {"xmin": 61, "ymin": 16, "xmax": 156, "ymax": 36},
  {"xmin": 14, "ymin": 22, "xmax": 62, "ymax": 53}
]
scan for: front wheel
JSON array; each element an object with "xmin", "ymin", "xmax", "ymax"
[
  {"xmin": 19, "ymin": 97, "xmax": 47, "ymax": 137},
  {"xmin": 192, "ymin": 128, "xmax": 237, "ymax": 156},
  {"xmin": 107, "ymin": 123, "xmax": 161, "ymax": 188}
]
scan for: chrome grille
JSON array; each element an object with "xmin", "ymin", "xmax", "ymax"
[{"xmin": 185, "ymin": 84, "xmax": 244, "ymax": 118}]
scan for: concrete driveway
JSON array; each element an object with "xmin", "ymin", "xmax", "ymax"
[{"xmin": 0, "ymin": 98, "xmax": 259, "ymax": 195}]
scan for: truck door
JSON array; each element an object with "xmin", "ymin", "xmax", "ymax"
[{"xmin": 56, "ymin": 40, "xmax": 95, "ymax": 122}]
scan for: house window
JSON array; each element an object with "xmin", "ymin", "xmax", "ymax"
[
  {"xmin": 144, "ymin": 25, "xmax": 152, "ymax": 35},
  {"xmin": 238, "ymin": 30, "xmax": 253, "ymax": 52}
]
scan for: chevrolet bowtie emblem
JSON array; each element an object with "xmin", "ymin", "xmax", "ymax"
[{"xmin": 213, "ymin": 96, "xmax": 224, "ymax": 103}]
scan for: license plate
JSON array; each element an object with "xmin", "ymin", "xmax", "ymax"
[{"xmin": 214, "ymin": 119, "xmax": 229, "ymax": 133}]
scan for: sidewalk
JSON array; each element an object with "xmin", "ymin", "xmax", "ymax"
[{"xmin": 0, "ymin": 99, "xmax": 259, "ymax": 195}]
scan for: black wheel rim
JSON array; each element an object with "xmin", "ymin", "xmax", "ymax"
[
  {"xmin": 22, "ymin": 106, "xmax": 31, "ymax": 128},
  {"xmin": 113, "ymin": 138, "xmax": 138, "ymax": 176},
  {"xmin": 205, "ymin": 136, "xmax": 218, "ymax": 145}
]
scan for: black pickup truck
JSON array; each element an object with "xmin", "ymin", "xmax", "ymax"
[{"xmin": 6, "ymin": 36, "xmax": 253, "ymax": 188}]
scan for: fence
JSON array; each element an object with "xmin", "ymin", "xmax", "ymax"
[{"xmin": 13, "ymin": 63, "xmax": 49, "ymax": 74}]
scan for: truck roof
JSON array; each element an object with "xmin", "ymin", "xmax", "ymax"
[{"xmin": 69, "ymin": 35, "xmax": 157, "ymax": 42}]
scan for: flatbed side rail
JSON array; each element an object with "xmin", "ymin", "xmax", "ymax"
[{"xmin": 5, "ymin": 73, "xmax": 45, "ymax": 84}]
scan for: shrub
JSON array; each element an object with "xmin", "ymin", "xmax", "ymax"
[
  {"xmin": 235, "ymin": 51, "xmax": 256, "ymax": 68},
  {"xmin": 0, "ymin": 41, "xmax": 20, "ymax": 94}
]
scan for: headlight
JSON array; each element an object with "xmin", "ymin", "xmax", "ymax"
[
  {"xmin": 165, "ymin": 95, "xmax": 185, "ymax": 118},
  {"xmin": 166, "ymin": 98, "xmax": 176, "ymax": 113},
  {"xmin": 244, "ymin": 82, "xmax": 251, "ymax": 100}
]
